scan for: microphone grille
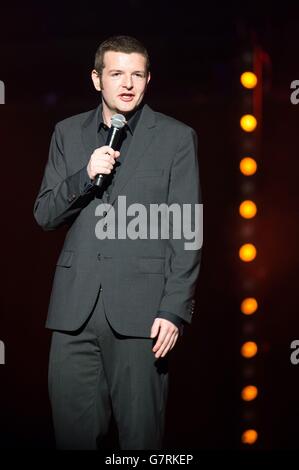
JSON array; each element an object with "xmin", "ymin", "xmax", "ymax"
[{"xmin": 111, "ymin": 113, "xmax": 126, "ymax": 129}]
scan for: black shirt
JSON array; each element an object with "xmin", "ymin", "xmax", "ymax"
[{"xmin": 96, "ymin": 104, "xmax": 142, "ymax": 199}]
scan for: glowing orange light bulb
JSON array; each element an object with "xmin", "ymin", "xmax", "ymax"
[
  {"xmin": 241, "ymin": 341, "xmax": 258, "ymax": 358},
  {"xmin": 239, "ymin": 200, "xmax": 257, "ymax": 219},
  {"xmin": 241, "ymin": 429, "xmax": 258, "ymax": 444},
  {"xmin": 239, "ymin": 243, "xmax": 257, "ymax": 262},
  {"xmin": 240, "ymin": 71, "xmax": 258, "ymax": 89},
  {"xmin": 240, "ymin": 157, "xmax": 257, "ymax": 176},
  {"xmin": 240, "ymin": 114, "xmax": 257, "ymax": 132},
  {"xmin": 241, "ymin": 385, "xmax": 258, "ymax": 401},
  {"xmin": 241, "ymin": 298, "xmax": 258, "ymax": 315}
]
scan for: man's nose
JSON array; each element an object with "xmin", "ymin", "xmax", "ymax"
[{"xmin": 122, "ymin": 75, "xmax": 133, "ymax": 89}]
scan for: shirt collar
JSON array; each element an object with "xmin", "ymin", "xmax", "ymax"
[{"xmin": 97, "ymin": 103, "xmax": 143, "ymax": 135}]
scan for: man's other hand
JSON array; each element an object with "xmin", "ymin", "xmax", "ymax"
[{"xmin": 150, "ymin": 318, "xmax": 179, "ymax": 358}]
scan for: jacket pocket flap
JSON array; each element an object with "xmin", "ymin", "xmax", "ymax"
[
  {"xmin": 56, "ymin": 250, "xmax": 74, "ymax": 267},
  {"xmin": 138, "ymin": 257, "xmax": 164, "ymax": 274},
  {"xmin": 135, "ymin": 169, "xmax": 164, "ymax": 177}
]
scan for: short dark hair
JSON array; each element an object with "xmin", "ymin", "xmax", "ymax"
[{"xmin": 94, "ymin": 35, "xmax": 150, "ymax": 75}]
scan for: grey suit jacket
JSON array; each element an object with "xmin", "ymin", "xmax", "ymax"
[{"xmin": 34, "ymin": 104, "xmax": 201, "ymax": 336}]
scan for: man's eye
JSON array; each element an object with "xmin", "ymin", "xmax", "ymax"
[
  {"xmin": 112, "ymin": 73, "xmax": 121, "ymax": 77},
  {"xmin": 134, "ymin": 73, "xmax": 144, "ymax": 78}
]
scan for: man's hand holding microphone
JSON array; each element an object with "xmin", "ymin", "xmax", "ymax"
[
  {"xmin": 87, "ymin": 146, "xmax": 120, "ymax": 181},
  {"xmin": 87, "ymin": 113, "xmax": 126, "ymax": 187}
]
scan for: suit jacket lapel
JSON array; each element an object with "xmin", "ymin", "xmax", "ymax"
[
  {"xmin": 108, "ymin": 104, "xmax": 156, "ymax": 208},
  {"xmin": 81, "ymin": 107, "xmax": 99, "ymax": 164}
]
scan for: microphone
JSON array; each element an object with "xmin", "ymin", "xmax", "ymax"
[{"xmin": 94, "ymin": 113, "xmax": 127, "ymax": 187}]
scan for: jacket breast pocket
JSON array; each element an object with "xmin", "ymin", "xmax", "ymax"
[
  {"xmin": 56, "ymin": 250, "xmax": 74, "ymax": 268},
  {"xmin": 135, "ymin": 169, "xmax": 164, "ymax": 178},
  {"xmin": 133, "ymin": 169, "xmax": 166, "ymax": 203},
  {"xmin": 138, "ymin": 257, "xmax": 165, "ymax": 274}
]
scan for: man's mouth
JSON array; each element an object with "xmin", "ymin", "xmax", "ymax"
[{"xmin": 119, "ymin": 93, "xmax": 135, "ymax": 102}]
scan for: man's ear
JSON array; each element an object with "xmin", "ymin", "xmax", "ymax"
[
  {"xmin": 147, "ymin": 71, "xmax": 151, "ymax": 85},
  {"xmin": 91, "ymin": 69, "xmax": 101, "ymax": 91}
]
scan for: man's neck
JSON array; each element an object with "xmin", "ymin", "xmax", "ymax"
[
  {"xmin": 102, "ymin": 107, "xmax": 113, "ymax": 127},
  {"xmin": 101, "ymin": 102, "xmax": 141, "ymax": 127}
]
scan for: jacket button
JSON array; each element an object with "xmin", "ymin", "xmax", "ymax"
[
  {"xmin": 67, "ymin": 194, "xmax": 76, "ymax": 202},
  {"xmin": 97, "ymin": 253, "xmax": 101, "ymax": 261}
]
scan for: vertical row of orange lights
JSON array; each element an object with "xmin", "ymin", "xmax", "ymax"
[{"xmin": 239, "ymin": 70, "xmax": 259, "ymax": 446}]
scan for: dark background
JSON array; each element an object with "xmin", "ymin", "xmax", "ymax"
[{"xmin": 0, "ymin": 1, "xmax": 299, "ymax": 453}]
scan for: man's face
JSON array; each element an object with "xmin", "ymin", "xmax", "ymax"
[{"xmin": 92, "ymin": 51, "xmax": 150, "ymax": 119}]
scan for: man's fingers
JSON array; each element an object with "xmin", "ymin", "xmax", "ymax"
[
  {"xmin": 153, "ymin": 331, "xmax": 173, "ymax": 357},
  {"xmin": 93, "ymin": 165, "xmax": 113, "ymax": 174},
  {"xmin": 102, "ymin": 147, "xmax": 120, "ymax": 157},
  {"xmin": 92, "ymin": 147, "xmax": 120, "ymax": 161},
  {"xmin": 159, "ymin": 331, "xmax": 179, "ymax": 358},
  {"xmin": 157, "ymin": 331, "xmax": 175, "ymax": 358},
  {"xmin": 99, "ymin": 146, "xmax": 118, "ymax": 156},
  {"xmin": 168, "ymin": 332, "xmax": 179, "ymax": 352},
  {"xmin": 150, "ymin": 320, "xmax": 160, "ymax": 339},
  {"xmin": 172, "ymin": 332, "xmax": 179, "ymax": 348},
  {"xmin": 90, "ymin": 156, "xmax": 116, "ymax": 175},
  {"xmin": 160, "ymin": 332, "xmax": 177, "ymax": 358},
  {"xmin": 100, "ymin": 160, "xmax": 114, "ymax": 170},
  {"xmin": 101, "ymin": 147, "xmax": 121, "ymax": 159},
  {"xmin": 101, "ymin": 154, "xmax": 115, "ymax": 163},
  {"xmin": 152, "ymin": 326, "xmax": 169, "ymax": 351},
  {"xmin": 94, "ymin": 154, "xmax": 116, "ymax": 167},
  {"xmin": 87, "ymin": 146, "xmax": 121, "ymax": 179}
]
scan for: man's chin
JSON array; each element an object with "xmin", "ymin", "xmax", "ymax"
[{"xmin": 116, "ymin": 101, "xmax": 139, "ymax": 115}]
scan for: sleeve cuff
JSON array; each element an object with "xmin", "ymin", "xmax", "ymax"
[
  {"xmin": 156, "ymin": 311, "xmax": 184, "ymax": 328},
  {"xmin": 80, "ymin": 166, "xmax": 95, "ymax": 194}
]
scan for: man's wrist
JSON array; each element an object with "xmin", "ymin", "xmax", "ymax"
[{"xmin": 156, "ymin": 311, "xmax": 183, "ymax": 328}]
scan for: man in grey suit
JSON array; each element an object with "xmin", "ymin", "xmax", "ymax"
[{"xmin": 34, "ymin": 35, "xmax": 201, "ymax": 450}]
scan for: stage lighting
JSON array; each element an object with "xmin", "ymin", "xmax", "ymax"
[
  {"xmin": 241, "ymin": 341, "xmax": 258, "ymax": 358},
  {"xmin": 241, "ymin": 385, "xmax": 258, "ymax": 401},
  {"xmin": 239, "ymin": 200, "xmax": 257, "ymax": 219},
  {"xmin": 240, "ymin": 71, "xmax": 258, "ymax": 89},
  {"xmin": 241, "ymin": 298, "xmax": 258, "ymax": 315},
  {"xmin": 240, "ymin": 114, "xmax": 257, "ymax": 132},
  {"xmin": 241, "ymin": 429, "xmax": 258, "ymax": 444},
  {"xmin": 239, "ymin": 243, "xmax": 257, "ymax": 262},
  {"xmin": 240, "ymin": 157, "xmax": 257, "ymax": 176}
]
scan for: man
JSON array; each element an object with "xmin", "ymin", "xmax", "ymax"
[{"xmin": 34, "ymin": 35, "xmax": 201, "ymax": 450}]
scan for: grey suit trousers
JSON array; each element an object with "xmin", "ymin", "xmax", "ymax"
[{"xmin": 48, "ymin": 290, "xmax": 169, "ymax": 450}]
